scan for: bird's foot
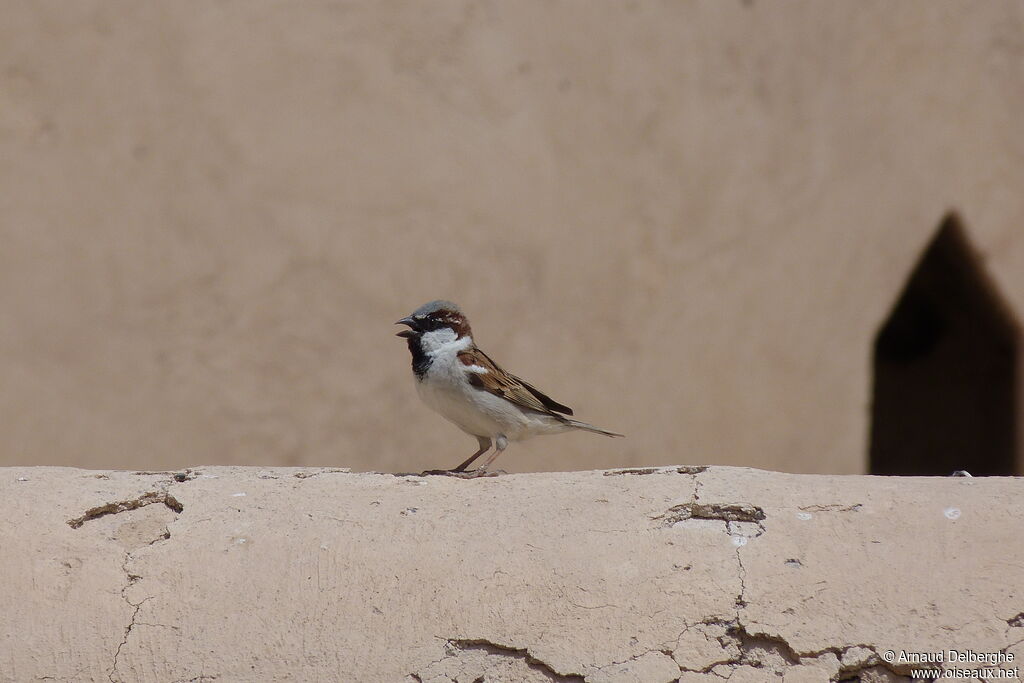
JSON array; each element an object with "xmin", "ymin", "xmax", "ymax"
[
  {"xmin": 467, "ymin": 468, "xmax": 506, "ymax": 478},
  {"xmin": 454, "ymin": 468, "xmax": 504, "ymax": 478},
  {"xmin": 419, "ymin": 468, "xmax": 505, "ymax": 478}
]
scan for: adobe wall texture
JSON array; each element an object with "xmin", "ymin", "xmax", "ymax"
[
  {"xmin": 1, "ymin": 466, "xmax": 1020, "ymax": 681},
  {"xmin": 2, "ymin": 1, "xmax": 1024, "ymax": 475}
]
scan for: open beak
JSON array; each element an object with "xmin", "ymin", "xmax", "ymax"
[{"xmin": 395, "ymin": 316, "xmax": 417, "ymax": 338}]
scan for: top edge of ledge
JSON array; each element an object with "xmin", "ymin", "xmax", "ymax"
[{"xmin": 0, "ymin": 464, "xmax": 1020, "ymax": 481}]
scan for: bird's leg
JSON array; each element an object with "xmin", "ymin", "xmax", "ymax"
[
  {"xmin": 473, "ymin": 434, "xmax": 508, "ymax": 475},
  {"xmin": 451, "ymin": 436, "xmax": 492, "ymax": 472}
]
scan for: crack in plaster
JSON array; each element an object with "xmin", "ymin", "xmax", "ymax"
[
  {"xmin": 603, "ymin": 466, "xmax": 708, "ymax": 476},
  {"xmin": 590, "ymin": 647, "xmax": 679, "ymax": 678},
  {"xmin": 643, "ymin": 469, "xmax": 995, "ymax": 681},
  {"xmin": 999, "ymin": 632, "xmax": 1024, "ymax": 661},
  {"xmin": 720, "ymin": 549, "xmax": 914, "ymax": 682},
  {"xmin": 798, "ymin": 503, "xmax": 864, "ymax": 513},
  {"xmin": 672, "ymin": 618, "xmax": 907, "ymax": 682},
  {"xmin": 655, "ymin": 501, "xmax": 766, "ymax": 531},
  {"xmin": 733, "ymin": 534, "xmax": 749, "ymax": 611},
  {"xmin": 677, "ymin": 472, "xmax": 904, "ymax": 682},
  {"xmin": 450, "ymin": 639, "xmax": 586, "ymax": 681},
  {"xmin": 107, "ymin": 518, "xmax": 180, "ymax": 682},
  {"xmin": 108, "ymin": 552, "xmax": 152, "ymax": 683},
  {"xmin": 414, "ymin": 639, "xmax": 586, "ymax": 682},
  {"xmin": 72, "ymin": 477, "xmax": 190, "ymax": 682},
  {"xmin": 67, "ymin": 491, "xmax": 183, "ymax": 529}
]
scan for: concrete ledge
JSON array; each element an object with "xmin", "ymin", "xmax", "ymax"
[{"xmin": 1, "ymin": 466, "xmax": 1021, "ymax": 682}]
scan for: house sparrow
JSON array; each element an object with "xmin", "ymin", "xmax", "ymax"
[{"xmin": 395, "ymin": 300, "xmax": 623, "ymax": 476}]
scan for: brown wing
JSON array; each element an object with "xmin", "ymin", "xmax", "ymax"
[{"xmin": 458, "ymin": 347, "xmax": 574, "ymax": 416}]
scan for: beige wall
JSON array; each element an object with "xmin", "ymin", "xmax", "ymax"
[{"xmin": 2, "ymin": 1, "xmax": 1023, "ymax": 474}]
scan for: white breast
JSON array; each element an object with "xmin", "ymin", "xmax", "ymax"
[{"xmin": 414, "ymin": 331, "xmax": 544, "ymax": 440}]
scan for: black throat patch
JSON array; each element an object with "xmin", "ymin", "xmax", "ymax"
[{"xmin": 407, "ymin": 337, "xmax": 431, "ymax": 378}]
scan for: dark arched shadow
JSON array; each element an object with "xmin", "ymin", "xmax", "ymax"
[{"xmin": 869, "ymin": 213, "xmax": 1020, "ymax": 476}]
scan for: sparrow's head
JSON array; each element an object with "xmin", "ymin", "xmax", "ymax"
[
  {"xmin": 396, "ymin": 301, "xmax": 473, "ymax": 376},
  {"xmin": 395, "ymin": 300, "xmax": 473, "ymax": 341}
]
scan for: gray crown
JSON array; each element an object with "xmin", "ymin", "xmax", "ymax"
[{"xmin": 411, "ymin": 300, "xmax": 462, "ymax": 318}]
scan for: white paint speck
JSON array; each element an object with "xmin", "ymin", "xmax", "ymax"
[
  {"xmin": 944, "ymin": 507, "xmax": 961, "ymax": 520},
  {"xmin": 16, "ymin": 477, "xmax": 28, "ymax": 482},
  {"xmin": 232, "ymin": 492, "xmax": 246, "ymax": 497},
  {"xmin": 320, "ymin": 544, "xmax": 328, "ymax": 551},
  {"xmin": 796, "ymin": 511, "xmax": 812, "ymax": 521},
  {"xmin": 731, "ymin": 535, "xmax": 748, "ymax": 547},
  {"xmin": 234, "ymin": 537, "xmax": 247, "ymax": 545}
]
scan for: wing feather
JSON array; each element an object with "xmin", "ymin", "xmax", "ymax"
[{"xmin": 458, "ymin": 348, "xmax": 574, "ymax": 416}]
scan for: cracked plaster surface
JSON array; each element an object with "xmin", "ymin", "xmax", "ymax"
[{"xmin": 1, "ymin": 465, "xmax": 1021, "ymax": 681}]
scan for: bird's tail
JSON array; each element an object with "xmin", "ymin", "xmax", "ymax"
[{"xmin": 564, "ymin": 419, "xmax": 624, "ymax": 438}]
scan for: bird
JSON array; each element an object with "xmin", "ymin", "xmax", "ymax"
[{"xmin": 395, "ymin": 300, "xmax": 623, "ymax": 476}]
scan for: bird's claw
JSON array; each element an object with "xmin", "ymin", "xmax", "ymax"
[{"xmin": 419, "ymin": 468, "xmax": 505, "ymax": 478}]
